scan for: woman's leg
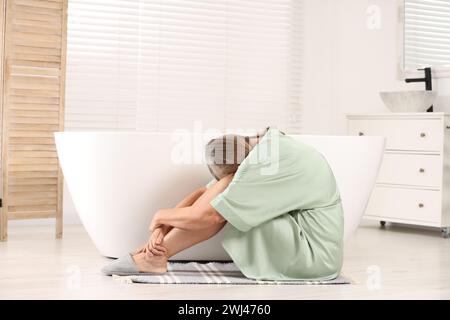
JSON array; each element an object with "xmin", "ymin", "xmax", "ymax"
[
  {"xmin": 132, "ymin": 187, "xmax": 207, "ymax": 256},
  {"xmin": 161, "ymin": 176, "xmax": 234, "ymax": 256},
  {"xmin": 132, "ymin": 223, "xmax": 226, "ymax": 273},
  {"xmin": 132, "ymin": 175, "xmax": 233, "ymax": 273},
  {"xmin": 163, "ymin": 221, "xmax": 227, "ymax": 258}
]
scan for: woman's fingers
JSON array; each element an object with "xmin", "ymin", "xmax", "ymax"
[
  {"xmin": 155, "ymin": 229, "xmax": 165, "ymax": 245},
  {"xmin": 152, "ymin": 243, "xmax": 167, "ymax": 254},
  {"xmin": 143, "ymin": 226, "xmax": 168, "ymax": 257},
  {"xmin": 151, "ymin": 229, "xmax": 161, "ymax": 247},
  {"xmin": 155, "ymin": 244, "xmax": 167, "ymax": 253},
  {"xmin": 151, "ymin": 226, "xmax": 167, "ymax": 246},
  {"xmin": 145, "ymin": 242, "xmax": 154, "ymax": 256},
  {"xmin": 149, "ymin": 244, "xmax": 166, "ymax": 256},
  {"xmin": 144, "ymin": 238, "xmax": 167, "ymax": 256},
  {"xmin": 150, "ymin": 248, "xmax": 163, "ymax": 256}
]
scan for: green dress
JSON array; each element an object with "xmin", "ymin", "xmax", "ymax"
[{"xmin": 208, "ymin": 128, "xmax": 344, "ymax": 281}]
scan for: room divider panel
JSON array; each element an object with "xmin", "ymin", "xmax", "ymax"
[{"xmin": 0, "ymin": 0, "xmax": 67, "ymax": 240}]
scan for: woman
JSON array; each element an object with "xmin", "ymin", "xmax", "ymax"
[{"xmin": 102, "ymin": 127, "xmax": 344, "ymax": 280}]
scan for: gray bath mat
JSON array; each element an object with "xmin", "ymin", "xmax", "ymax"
[{"xmin": 112, "ymin": 262, "xmax": 352, "ymax": 285}]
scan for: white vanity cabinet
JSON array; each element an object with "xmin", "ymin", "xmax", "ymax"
[{"xmin": 347, "ymin": 113, "xmax": 450, "ymax": 238}]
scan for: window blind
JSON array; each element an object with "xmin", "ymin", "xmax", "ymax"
[
  {"xmin": 404, "ymin": 0, "xmax": 450, "ymax": 70},
  {"xmin": 65, "ymin": 0, "xmax": 303, "ymax": 133}
]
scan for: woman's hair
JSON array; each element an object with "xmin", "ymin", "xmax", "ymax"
[{"xmin": 205, "ymin": 134, "xmax": 251, "ymax": 180}]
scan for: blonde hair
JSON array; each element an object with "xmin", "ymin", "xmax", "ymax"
[{"xmin": 205, "ymin": 134, "xmax": 251, "ymax": 180}]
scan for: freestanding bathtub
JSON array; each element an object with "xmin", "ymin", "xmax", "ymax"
[{"xmin": 55, "ymin": 132, "xmax": 385, "ymax": 259}]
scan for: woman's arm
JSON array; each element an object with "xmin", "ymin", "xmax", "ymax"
[
  {"xmin": 174, "ymin": 187, "xmax": 207, "ymax": 208},
  {"xmin": 137, "ymin": 186, "xmax": 209, "ymax": 256},
  {"xmin": 150, "ymin": 175, "xmax": 233, "ymax": 232},
  {"xmin": 153, "ymin": 186, "xmax": 208, "ymax": 234}
]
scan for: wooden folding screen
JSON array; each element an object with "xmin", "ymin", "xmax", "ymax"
[{"xmin": 0, "ymin": 0, "xmax": 67, "ymax": 240}]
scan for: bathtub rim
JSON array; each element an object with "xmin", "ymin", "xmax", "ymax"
[{"xmin": 55, "ymin": 131, "xmax": 386, "ymax": 141}]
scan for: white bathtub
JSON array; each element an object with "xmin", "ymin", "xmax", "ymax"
[{"xmin": 55, "ymin": 132, "xmax": 385, "ymax": 259}]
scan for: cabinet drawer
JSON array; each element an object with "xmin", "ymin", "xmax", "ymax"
[
  {"xmin": 377, "ymin": 153, "xmax": 442, "ymax": 187},
  {"xmin": 365, "ymin": 187, "xmax": 441, "ymax": 223},
  {"xmin": 348, "ymin": 119, "xmax": 442, "ymax": 152}
]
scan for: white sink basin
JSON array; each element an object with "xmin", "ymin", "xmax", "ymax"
[{"xmin": 380, "ymin": 90, "xmax": 437, "ymax": 112}]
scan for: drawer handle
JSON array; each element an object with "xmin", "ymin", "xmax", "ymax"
[
  {"xmin": 420, "ymin": 132, "xmax": 426, "ymax": 138},
  {"xmin": 418, "ymin": 203, "xmax": 424, "ymax": 208},
  {"xmin": 358, "ymin": 132, "xmax": 364, "ymax": 136},
  {"xmin": 419, "ymin": 168, "xmax": 425, "ymax": 173}
]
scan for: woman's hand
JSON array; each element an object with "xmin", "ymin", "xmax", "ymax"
[
  {"xmin": 145, "ymin": 212, "xmax": 171, "ymax": 256},
  {"xmin": 150, "ymin": 227, "xmax": 165, "ymax": 247},
  {"xmin": 132, "ymin": 225, "xmax": 168, "ymax": 257},
  {"xmin": 146, "ymin": 226, "xmax": 170, "ymax": 256},
  {"xmin": 149, "ymin": 210, "xmax": 163, "ymax": 233}
]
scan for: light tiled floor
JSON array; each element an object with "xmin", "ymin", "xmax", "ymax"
[{"xmin": 0, "ymin": 220, "xmax": 449, "ymax": 299}]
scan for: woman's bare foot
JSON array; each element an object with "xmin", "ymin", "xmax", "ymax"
[{"xmin": 131, "ymin": 252, "xmax": 168, "ymax": 274}]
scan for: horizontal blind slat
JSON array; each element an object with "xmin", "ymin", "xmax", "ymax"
[
  {"xmin": 66, "ymin": 0, "xmax": 303, "ymax": 132},
  {"xmin": 405, "ymin": 0, "xmax": 450, "ymax": 69}
]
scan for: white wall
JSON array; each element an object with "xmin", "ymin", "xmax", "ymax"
[
  {"xmin": 56, "ymin": 0, "xmax": 450, "ymax": 226},
  {"xmin": 302, "ymin": 0, "xmax": 448, "ymax": 135}
]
